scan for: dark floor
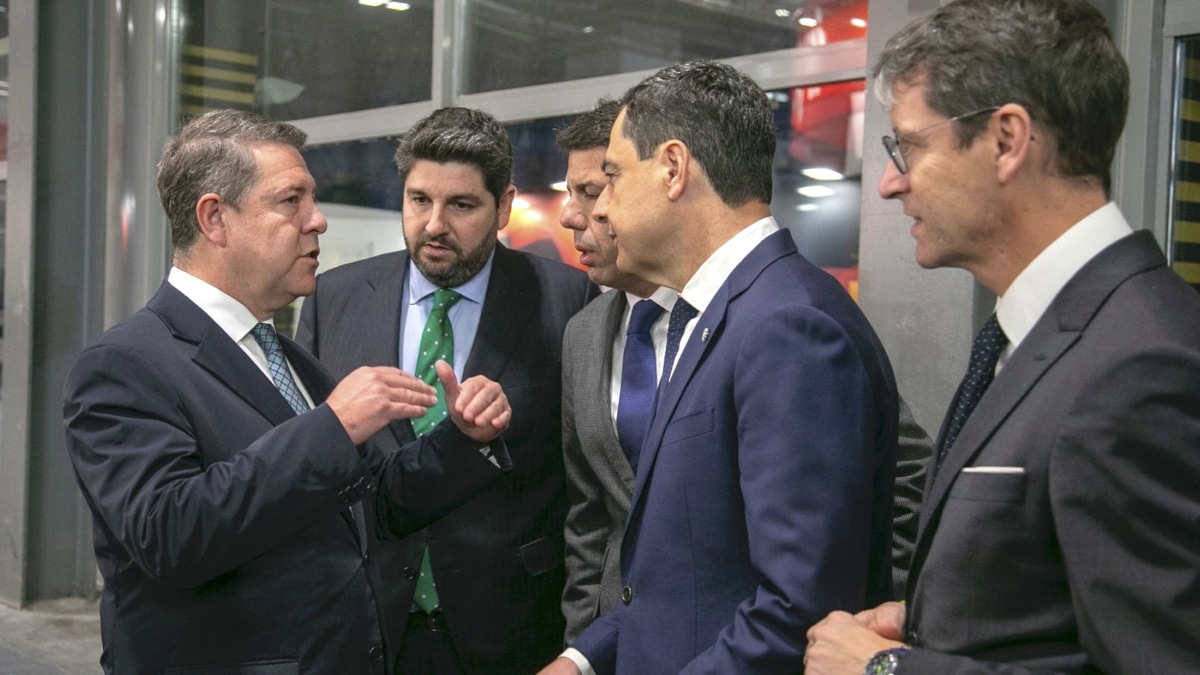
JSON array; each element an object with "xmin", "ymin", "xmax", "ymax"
[{"xmin": 0, "ymin": 598, "xmax": 102, "ymax": 675}]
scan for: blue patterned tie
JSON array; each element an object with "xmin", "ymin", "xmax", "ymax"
[
  {"xmin": 250, "ymin": 323, "xmax": 309, "ymax": 416},
  {"xmin": 936, "ymin": 314, "xmax": 1008, "ymax": 474},
  {"xmin": 615, "ymin": 299, "xmax": 664, "ymax": 471},
  {"xmin": 659, "ymin": 298, "xmax": 699, "ymax": 389}
]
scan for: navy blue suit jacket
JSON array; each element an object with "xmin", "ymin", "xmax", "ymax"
[
  {"xmin": 573, "ymin": 229, "xmax": 898, "ymax": 674},
  {"xmin": 63, "ymin": 281, "xmax": 508, "ymax": 675}
]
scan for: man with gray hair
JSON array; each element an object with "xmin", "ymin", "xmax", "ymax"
[
  {"xmin": 64, "ymin": 109, "xmax": 514, "ymax": 675},
  {"xmin": 806, "ymin": 1, "xmax": 1200, "ymax": 673}
]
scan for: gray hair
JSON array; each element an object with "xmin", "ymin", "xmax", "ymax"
[
  {"xmin": 872, "ymin": 0, "xmax": 1128, "ymax": 195},
  {"xmin": 158, "ymin": 109, "xmax": 307, "ymax": 253}
]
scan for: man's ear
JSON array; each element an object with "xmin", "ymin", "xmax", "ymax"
[
  {"xmin": 661, "ymin": 140, "xmax": 691, "ymax": 201},
  {"xmin": 993, "ymin": 103, "xmax": 1034, "ymax": 185},
  {"xmin": 195, "ymin": 193, "xmax": 228, "ymax": 247},
  {"xmin": 496, "ymin": 184, "xmax": 516, "ymax": 232}
]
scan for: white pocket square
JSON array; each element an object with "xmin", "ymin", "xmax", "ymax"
[{"xmin": 961, "ymin": 466, "xmax": 1025, "ymax": 474}]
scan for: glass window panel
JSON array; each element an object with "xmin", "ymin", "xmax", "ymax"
[
  {"xmin": 1170, "ymin": 35, "xmax": 1200, "ymax": 293},
  {"xmin": 180, "ymin": 0, "xmax": 432, "ymax": 121},
  {"xmin": 462, "ymin": 0, "xmax": 868, "ymax": 94},
  {"xmin": 302, "ymin": 81, "xmax": 863, "ymax": 301}
]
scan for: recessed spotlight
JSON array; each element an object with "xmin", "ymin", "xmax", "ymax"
[
  {"xmin": 386, "ymin": 1, "xmax": 411, "ymax": 10},
  {"xmin": 802, "ymin": 168, "xmax": 844, "ymax": 181},
  {"xmin": 798, "ymin": 17, "xmax": 818, "ymax": 28},
  {"xmin": 359, "ymin": 0, "xmax": 387, "ymax": 6},
  {"xmin": 582, "ymin": 26, "xmax": 595, "ymax": 34},
  {"xmin": 775, "ymin": 8, "xmax": 791, "ymax": 18},
  {"xmin": 850, "ymin": 17, "xmax": 867, "ymax": 28},
  {"xmin": 797, "ymin": 186, "xmax": 835, "ymax": 198}
]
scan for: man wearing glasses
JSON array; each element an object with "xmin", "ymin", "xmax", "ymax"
[{"xmin": 805, "ymin": 1, "xmax": 1200, "ymax": 673}]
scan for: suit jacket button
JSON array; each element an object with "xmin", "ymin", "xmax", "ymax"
[
  {"xmin": 368, "ymin": 645, "xmax": 383, "ymax": 662},
  {"xmin": 403, "ymin": 566, "xmax": 418, "ymax": 581},
  {"xmin": 621, "ymin": 586, "xmax": 633, "ymax": 604}
]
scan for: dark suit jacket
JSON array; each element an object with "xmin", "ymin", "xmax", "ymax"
[
  {"xmin": 573, "ymin": 229, "xmax": 899, "ymax": 674},
  {"xmin": 296, "ymin": 245, "xmax": 597, "ymax": 675},
  {"xmin": 900, "ymin": 231, "xmax": 1200, "ymax": 673},
  {"xmin": 63, "ymin": 281, "xmax": 509, "ymax": 675},
  {"xmin": 560, "ymin": 288, "xmax": 932, "ymax": 635}
]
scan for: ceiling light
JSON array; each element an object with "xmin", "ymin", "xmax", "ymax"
[
  {"xmin": 775, "ymin": 8, "xmax": 791, "ymax": 18},
  {"xmin": 359, "ymin": 0, "xmax": 387, "ymax": 6},
  {"xmin": 797, "ymin": 204, "xmax": 820, "ymax": 212},
  {"xmin": 550, "ymin": 180, "xmax": 568, "ymax": 192},
  {"xmin": 802, "ymin": 168, "xmax": 844, "ymax": 181},
  {"xmin": 798, "ymin": 17, "xmax": 818, "ymax": 28},
  {"xmin": 797, "ymin": 185, "xmax": 835, "ymax": 198},
  {"xmin": 850, "ymin": 17, "xmax": 867, "ymax": 28},
  {"xmin": 386, "ymin": 1, "xmax": 411, "ymax": 10},
  {"xmin": 512, "ymin": 197, "xmax": 532, "ymax": 210},
  {"xmin": 582, "ymin": 26, "xmax": 595, "ymax": 34}
]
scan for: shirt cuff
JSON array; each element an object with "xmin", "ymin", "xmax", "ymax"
[{"xmin": 561, "ymin": 647, "xmax": 595, "ymax": 675}]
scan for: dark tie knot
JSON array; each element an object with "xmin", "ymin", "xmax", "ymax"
[
  {"xmin": 669, "ymin": 298, "xmax": 699, "ymax": 331},
  {"xmin": 627, "ymin": 299, "xmax": 664, "ymax": 336}
]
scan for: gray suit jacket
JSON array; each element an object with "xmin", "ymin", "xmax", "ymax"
[
  {"xmin": 561, "ymin": 289, "xmax": 636, "ymax": 644},
  {"xmin": 900, "ymin": 231, "xmax": 1200, "ymax": 673}
]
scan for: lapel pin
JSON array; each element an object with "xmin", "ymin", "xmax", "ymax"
[{"xmin": 701, "ymin": 328, "xmax": 710, "ymax": 342}]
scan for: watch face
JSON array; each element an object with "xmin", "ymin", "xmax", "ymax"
[{"xmin": 864, "ymin": 650, "xmax": 900, "ymax": 675}]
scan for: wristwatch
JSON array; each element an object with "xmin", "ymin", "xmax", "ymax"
[{"xmin": 863, "ymin": 647, "xmax": 909, "ymax": 675}]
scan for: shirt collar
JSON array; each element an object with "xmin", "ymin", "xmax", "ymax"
[
  {"xmin": 679, "ymin": 216, "xmax": 780, "ymax": 314},
  {"xmin": 407, "ymin": 247, "xmax": 496, "ymax": 307},
  {"xmin": 168, "ymin": 267, "xmax": 268, "ymax": 344},
  {"xmin": 624, "ymin": 286, "xmax": 679, "ymax": 315},
  {"xmin": 995, "ymin": 202, "xmax": 1132, "ymax": 351}
]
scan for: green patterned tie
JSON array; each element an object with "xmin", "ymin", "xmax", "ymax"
[{"xmin": 412, "ymin": 288, "xmax": 462, "ymax": 612}]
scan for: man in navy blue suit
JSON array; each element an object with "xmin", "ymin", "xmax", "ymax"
[
  {"xmin": 541, "ymin": 60, "xmax": 899, "ymax": 675},
  {"xmin": 63, "ymin": 109, "xmax": 513, "ymax": 675}
]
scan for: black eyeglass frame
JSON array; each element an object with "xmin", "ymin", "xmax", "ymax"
[{"xmin": 881, "ymin": 106, "xmax": 1002, "ymax": 175}]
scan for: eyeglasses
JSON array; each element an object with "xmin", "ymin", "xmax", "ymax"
[{"xmin": 882, "ymin": 106, "xmax": 1001, "ymax": 175}]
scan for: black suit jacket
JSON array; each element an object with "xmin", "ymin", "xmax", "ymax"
[
  {"xmin": 63, "ymin": 281, "xmax": 508, "ymax": 675},
  {"xmin": 901, "ymin": 231, "xmax": 1200, "ymax": 673},
  {"xmin": 297, "ymin": 245, "xmax": 597, "ymax": 675}
]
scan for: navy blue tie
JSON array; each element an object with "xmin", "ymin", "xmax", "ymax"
[
  {"xmin": 659, "ymin": 298, "xmax": 699, "ymax": 389},
  {"xmin": 615, "ymin": 299, "xmax": 664, "ymax": 470},
  {"xmin": 936, "ymin": 314, "xmax": 1008, "ymax": 474}
]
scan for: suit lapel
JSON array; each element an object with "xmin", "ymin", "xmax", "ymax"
[
  {"xmin": 359, "ymin": 251, "xmax": 410, "ymax": 370},
  {"xmin": 907, "ymin": 231, "xmax": 1167, "ymax": 595},
  {"xmin": 463, "ymin": 246, "xmax": 534, "ymax": 380},
  {"xmin": 150, "ymin": 283, "xmax": 297, "ymax": 426},
  {"xmin": 626, "ymin": 230, "xmax": 795, "ymax": 523}
]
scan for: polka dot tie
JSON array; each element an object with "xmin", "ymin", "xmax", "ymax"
[
  {"xmin": 936, "ymin": 314, "xmax": 1008, "ymax": 474},
  {"xmin": 615, "ymin": 299, "xmax": 665, "ymax": 472},
  {"xmin": 659, "ymin": 298, "xmax": 699, "ymax": 389},
  {"xmin": 249, "ymin": 323, "xmax": 310, "ymax": 416},
  {"xmin": 411, "ymin": 288, "xmax": 462, "ymax": 613}
]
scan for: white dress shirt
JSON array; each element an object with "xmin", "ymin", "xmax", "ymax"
[
  {"xmin": 995, "ymin": 202, "xmax": 1133, "ymax": 372},
  {"xmin": 608, "ymin": 287, "xmax": 679, "ymax": 424}
]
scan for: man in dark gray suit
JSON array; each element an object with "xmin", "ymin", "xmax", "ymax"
[
  {"xmin": 806, "ymin": 1, "xmax": 1200, "ymax": 673},
  {"xmin": 557, "ymin": 99, "xmax": 933, "ymax": 645},
  {"xmin": 296, "ymin": 107, "xmax": 596, "ymax": 675}
]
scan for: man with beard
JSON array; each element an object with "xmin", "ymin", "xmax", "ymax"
[{"xmin": 297, "ymin": 106, "xmax": 597, "ymax": 675}]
